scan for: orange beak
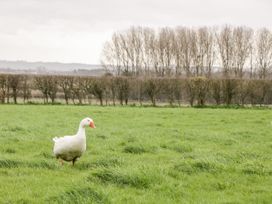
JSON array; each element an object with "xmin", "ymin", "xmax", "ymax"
[{"xmin": 89, "ymin": 121, "xmax": 96, "ymax": 128}]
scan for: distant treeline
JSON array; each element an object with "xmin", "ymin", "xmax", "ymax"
[
  {"xmin": 0, "ymin": 74, "xmax": 272, "ymax": 106},
  {"xmin": 101, "ymin": 25, "xmax": 272, "ymax": 78}
]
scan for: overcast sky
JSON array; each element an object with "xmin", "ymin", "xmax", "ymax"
[{"xmin": 0, "ymin": 0, "xmax": 271, "ymax": 64}]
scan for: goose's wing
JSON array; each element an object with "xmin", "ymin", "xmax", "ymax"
[
  {"xmin": 53, "ymin": 135, "xmax": 84, "ymax": 161},
  {"xmin": 53, "ymin": 135, "xmax": 75, "ymax": 156},
  {"xmin": 53, "ymin": 135, "xmax": 72, "ymax": 143}
]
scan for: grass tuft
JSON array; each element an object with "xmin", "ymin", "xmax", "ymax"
[
  {"xmin": 49, "ymin": 187, "xmax": 109, "ymax": 204},
  {"xmin": 213, "ymin": 181, "xmax": 235, "ymax": 191},
  {"xmin": 27, "ymin": 161, "xmax": 57, "ymax": 170},
  {"xmin": 74, "ymin": 162, "xmax": 93, "ymax": 170},
  {"xmin": 242, "ymin": 162, "xmax": 271, "ymax": 176},
  {"xmin": 0, "ymin": 159, "xmax": 58, "ymax": 170},
  {"xmin": 161, "ymin": 142, "xmax": 193, "ymax": 153},
  {"xmin": 7, "ymin": 126, "xmax": 26, "ymax": 132},
  {"xmin": 193, "ymin": 160, "xmax": 222, "ymax": 172},
  {"xmin": 171, "ymin": 144, "xmax": 193, "ymax": 153},
  {"xmin": 16, "ymin": 198, "xmax": 31, "ymax": 204},
  {"xmin": 123, "ymin": 145, "xmax": 148, "ymax": 154},
  {"xmin": 4, "ymin": 148, "xmax": 16, "ymax": 154},
  {"xmin": 92, "ymin": 168, "xmax": 154, "ymax": 188},
  {"xmin": 93, "ymin": 157, "xmax": 123, "ymax": 168},
  {"xmin": 96, "ymin": 134, "xmax": 107, "ymax": 140},
  {"xmin": 73, "ymin": 158, "xmax": 123, "ymax": 170},
  {"xmin": 0, "ymin": 159, "xmax": 21, "ymax": 168},
  {"xmin": 40, "ymin": 152, "xmax": 54, "ymax": 159},
  {"xmin": 173, "ymin": 159, "xmax": 224, "ymax": 175}
]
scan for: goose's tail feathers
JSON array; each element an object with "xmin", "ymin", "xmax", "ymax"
[{"xmin": 52, "ymin": 137, "xmax": 59, "ymax": 142}]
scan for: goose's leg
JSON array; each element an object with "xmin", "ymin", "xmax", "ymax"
[
  {"xmin": 72, "ymin": 157, "xmax": 77, "ymax": 166},
  {"xmin": 58, "ymin": 158, "xmax": 64, "ymax": 165}
]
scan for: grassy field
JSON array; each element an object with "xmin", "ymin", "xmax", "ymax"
[{"xmin": 0, "ymin": 105, "xmax": 271, "ymax": 203}]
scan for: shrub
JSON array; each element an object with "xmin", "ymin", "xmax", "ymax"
[
  {"xmin": 1, "ymin": 74, "xmax": 272, "ymax": 107},
  {"xmin": 144, "ymin": 78, "xmax": 162, "ymax": 106}
]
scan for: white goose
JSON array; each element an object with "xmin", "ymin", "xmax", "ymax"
[{"xmin": 53, "ymin": 117, "xmax": 96, "ymax": 165}]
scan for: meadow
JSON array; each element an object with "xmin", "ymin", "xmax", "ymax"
[{"xmin": 0, "ymin": 105, "xmax": 271, "ymax": 203}]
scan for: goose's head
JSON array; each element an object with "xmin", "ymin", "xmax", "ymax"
[{"xmin": 81, "ymin": 117, "xmax": 96, "ymax": 128}]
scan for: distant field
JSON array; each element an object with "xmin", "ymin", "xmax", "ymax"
[{"xmin": 0, "ymin": 105, "xmax": 271, "ymax": 203}]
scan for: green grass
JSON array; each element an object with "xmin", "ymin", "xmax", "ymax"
[{"xmin": 0, "ymin": 105, "xmax": 271, "ymax": 203}]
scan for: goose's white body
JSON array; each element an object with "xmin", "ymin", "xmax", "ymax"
[
  {"xmin": 52, "ymin": 118, "xmax": 95, "ymax": 164},
  {"xmin": 53, "ymin": 129, "xmax": 86, "ymax": 161}
]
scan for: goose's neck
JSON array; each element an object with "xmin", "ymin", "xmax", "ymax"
[{"xmin": 76, "ymin": 125, "xmax": 86, "ymax": 138}]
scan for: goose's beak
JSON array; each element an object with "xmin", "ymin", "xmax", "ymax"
[{"xmin": 89, "ymin": 121, "xmax": 96, "ymax": 128}]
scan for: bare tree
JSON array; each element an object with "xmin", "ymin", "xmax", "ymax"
[
  {"xmin": 193, "ymin": 77, "xmax": 209, "ymax": 106},
  {"xmin": 72, "ymin": 77, "xmax": 86, "ymax": 104},
  {"xmin": 8, "ymin": 75, "xmax": 21, "ymax": 104},
  {"xmin": 196, "ymin": 27, "xmax": 216, "ymax": 77},
  {"xmin": 255, "ymin": 28, "xmax": 272, "ymax": 79},
  {"xmin": 248, "ymin": 80, "xmax": 269, "ymax": 105},
  {"xmin": 0, "ymin": 74, "xmax": 8, "ymax": 103},
  {"xmin": 175, "ymin": 27, "xmax": 194, "ymax": 77},
  {"xmin": 162, "ymin": 77, "xmax": 181, "ymax": 106},
  {"xmin": 216, "ymin": 25, "xmax": 235, "ymax": 77},
  {"xmin": 91, "ymin": 78, "xmax": 106, "ymax": 105},
  {"xmin": 59, "ymin": 76, "xmax": 74, "ymax": 104},
  {"xmin": 126, "ymin": 27, "xmax": 144, "ymax": 75},
  {"xmin": 144, "ymin": 78, "xmax": 162, "ymax": 106},
  {"xmin": 34, "ymin": 75, "xmax": 58, "ymax": 104},
  {"xmin": 101, "ymin": 33, "xmax": 123, "ymax": 75},
  {"xmin": 232, "ymin": 26, "xmax": 253, "ymax": 78},
  {"xmin": 47, "ymin": 76, "xmax": 58, "ymax": 103},
  {"xmin": 142, "ymin": 28, "xmax": 157, "ymax": 76},
  {"xmin": 6, "ymin": 75, "xmax": 10, "ymax": 103},
  {"xmin": 109, "ymin": 77, "xmax": 117, "ymax": 105},
  {"xmin": 115, "ymin": 77, "xmax": 130, "ymax": 105},
  {"xmin": 236, "ymin": 79, "xmax": 250, "ymax": 105},
  {"xmin": 83, "ymin": 77, "xmax": 95, "ymax": 104},
  {"xmin": 148, "ymin": 29, "xmax": 160, "ymax": 76},
  {"xmin": 157, "ymin": 28, "xmax": 175, "ymax": 76},
  {"xmin": 34, "ymin": 76, "xmax": 49, "ymax": 103},
  {"xmin": 211, "ymin": 79, "xmax": 221, "ymax": 105},
  {"xmin": 21, "ymin": 75, "xmax": 31, "ymax": 103},
  {"xmin": 131, "ymin": 77, "xmax": 145, "ymax": 106},
  {"xmin": 185, "ymin": 78, "xmax": 196, "ymax": 106},
  {"xmin": 222, "ymin": 79, "xmax": 237, "ymax": 105}
]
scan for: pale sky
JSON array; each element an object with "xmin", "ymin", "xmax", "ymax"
[{"xmin": 0, "ymin": 0, "xmax": 271, "ymax": 64}]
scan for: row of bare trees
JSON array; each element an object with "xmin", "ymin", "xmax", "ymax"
[
  {"xmin": 0, "ymin": 74, "xmax": 31, "ymax": 104},
  {"xmin": 101, "ymin": 25, "xmax": 272, "ymax": 79},
  {"xmin": 1, "ymin": 74, "xmax": 272, "ymax": 106}
]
